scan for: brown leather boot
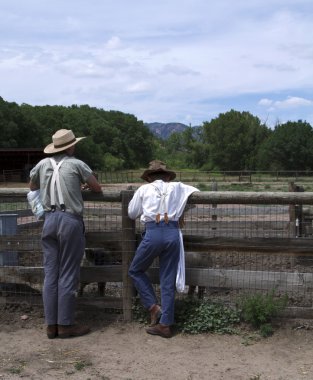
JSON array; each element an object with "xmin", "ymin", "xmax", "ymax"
[
  {"xmin": 58, "ymin": 324, "xmax": 90, "ymax": 339},
  {"xmin": 149, "ymin": 304, "xmax": 162, "ymax": 326},
  {"xmin": 46, "ymin": 324, "xmax": 58, "ymax": 339},
  {"xmin": 146, "ymin": 323, "xmax": 172, "ymax": 338}
]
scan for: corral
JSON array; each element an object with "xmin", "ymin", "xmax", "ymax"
[{"xmin": 1, "ymin": 187, "xmax": 313, "ymax": 320}]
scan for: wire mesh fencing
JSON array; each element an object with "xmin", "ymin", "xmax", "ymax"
[{"xmin": 1, "ymin": 189, "xmax": 313, "ymax": 319}]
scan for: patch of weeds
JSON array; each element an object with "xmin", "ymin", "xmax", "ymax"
[
  {"xmin": 8, "ymin": 366, "xmax": 23, "ymax": 375},
  {"xmin": 7, "ymin": 360, "xmax": 26, "ymax": 375},
  {"xmin": 74, "ymin": 360, "xmax": 92, "ymax": 371},
  {"xmin": 132, "ymin": 298, "xmax": 240, "ymax": 334},
  {"xmin": 132, "ymin": 300, "xmax": 148, "ymax": 324},
  {"xmin": 175, "ymin": 298, "xmax": 240, "ymax": 334},
  {"xmin": 238, "ymin": 290, "xmax": 288, "ymax": 337},
  {"xmin": 241, "ymin": 332, "xmax": 261, "ymax": 346}
]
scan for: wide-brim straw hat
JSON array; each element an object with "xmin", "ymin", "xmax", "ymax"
[
  {"xmin": 44, "ymin": 129, "xmax": 86, "ymax": 154},
  {"xmin": 141, "ymin": 160, "xmax": 176, "ymax": 182}
]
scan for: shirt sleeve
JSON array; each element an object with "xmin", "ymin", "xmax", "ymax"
[
  {"xmin": 175, "ymin": 182, "xmax": 200, "ymax": 218},
  {"xmin": 128, "ymin": 188, "xmax": 143, "ymax": 220},
  {"xmin": 76, "ymin": 159, "xmax": 94, "ymax": 183},
  {"xmin": 29, "ymin": 162, "xmax": 41, "ymax": 187}
]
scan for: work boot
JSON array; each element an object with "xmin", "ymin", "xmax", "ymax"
[
  {"xmin": 58, "ymin": 324, "xmax": 90, "ymax": 339},
  {"xmin": 149, "ymin": 304, "xmax": 162, "ymax": 326},
  {"xmin": 146, "ymin": 323, "xmax": 172, "ymax": 338},
  {"xmin": 46, "ymin": 324, "xmax": 58, "ymax": 339}
]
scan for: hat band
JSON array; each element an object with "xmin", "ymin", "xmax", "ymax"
[{"xmin": 54, "ymin": 138, "xmax": 76, "ymax": 149}]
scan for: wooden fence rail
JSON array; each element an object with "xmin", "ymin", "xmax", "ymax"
[{"xmin": 2, "ymin": 189, "xmax": 313, "ymax": 319}]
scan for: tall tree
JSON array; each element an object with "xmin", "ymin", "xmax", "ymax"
[
  {"xmin": 257, "ymin": 120, "xmax": 313, "ymax": 171},
  {"xmin": 202, "ymin": 110, "xmax": 270, "ymax": 170}
]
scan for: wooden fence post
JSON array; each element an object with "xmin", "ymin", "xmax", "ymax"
[
  {"xmin": 289, "ymin": 182, "xmax": 304, "ymax": 237},
  {"xmin": 121, "ymin": 190, "xmax": 136, "ymax": 321}
]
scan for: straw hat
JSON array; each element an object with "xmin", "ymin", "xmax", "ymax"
[
  {"xmin": 44, "ymin": 129, "xmax": 86, "ymax": 154},
  {"xmin": 141, "ymin": 160, "xmax": 176, "ymax": 182}
]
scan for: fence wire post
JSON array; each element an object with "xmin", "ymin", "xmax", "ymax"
[{"xmin": 121, "ymin": 190, "xmax": 136, "ymax": 321}]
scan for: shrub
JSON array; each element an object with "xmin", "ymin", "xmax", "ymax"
[{"xmin": 239, "ymin": 290, "xmax": 288, "ymax": 336}]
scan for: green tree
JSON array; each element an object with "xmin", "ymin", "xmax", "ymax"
[
  {"xmin": 0, "ymin": 97, "xmax": 155, "ymax": 171},
  {"xmin": 257, "ymin": 120, "xmax": 313, "ymax": 171},
  {"xmin": 202, "ymin": 110, "xmax": 270, "ymax": 170}
]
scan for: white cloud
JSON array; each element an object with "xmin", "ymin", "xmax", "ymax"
[
  {"xmin": 258, "ymin": 98, "xmax": 273, "ymax": 107},
  {"xmin": 274, "ymin": 96, "xmax": 313, "ymax": 108},
  {"xmin": 259, "ymin": 96, "xmax": 313, "ymax": 110},
  {"xmin": 1, "ymin": 0, "xmax": 313, "ymax": 126}
]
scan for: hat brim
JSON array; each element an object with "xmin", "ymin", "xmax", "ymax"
[
  {"xmin": 141, "ymin": 169, "xmax": 176, "ymax": 182},
  {"xmin": 44, "ymin": 137, "xmax": 86, "ymax": 154}
]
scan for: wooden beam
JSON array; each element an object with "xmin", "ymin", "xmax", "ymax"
[
  {"xmin": 146, "ymin": 267, "xmax": 313, "ymax": 292},
  {"xmin": 183, "ymin": 236, "xmax": 313, "ymax": 254},
  {"xmin": 190, "ymin": 191, "xmax": 313, "ymax": 205},
  {"xmin": 3, "ymin": 188, "xmax": 313, "ymax": 205},
  {"xmin": 0, "ymin": 236, "xmax": 41, "ymax": 251},
  {"xmin": 121, "ymin": 190, "xmax": 136, "ymax": 321},
  {"xmin": 0, "ymin": 265, "xmax": 122, "ymax": 284}
]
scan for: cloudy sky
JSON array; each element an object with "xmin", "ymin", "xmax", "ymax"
[{"xmin": 1, "ymin": 0, "xmax": 313, "ymax": 127}]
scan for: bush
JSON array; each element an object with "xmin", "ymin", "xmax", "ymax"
[
  {"xmin": 132, "ymin": 298, "xmax": 240, "ymax": 334},
  {"xmin": 239, "ymin": 290, "xmax": 288, "ymax": 336}
]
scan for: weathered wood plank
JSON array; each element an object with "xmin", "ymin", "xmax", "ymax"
[
  {"xmin": 0, "ymin": 188, "xmax": 122, "ymax": 202},
  {"xmin": 190, "ymin": 191, "xmax": 313, "ymax": 205},
  {"xmin": 0, "ymin": 296, "xmax": 124, "ymax": 312},
  {"xmin": 3, "ymin": 233, "xmax": 313, "ymax": 254},
  {"xmin": 183, "ymin": 236, "xmax": 313, "ymax": 254},
  {"xmin": 0, "ymin": 265, "xmax": 122, "ymax": 284},
  {"xmin": 0, "ymin": 236, "xmax": 41, "ymax": 251},
  {"xmin": 121, "ymin": 190, "xmax": 136, "ymax": 321},
  {"xmin": 147, "ymin": 267, "xmax": 313, "ymax": 292},
  {"xmin": 2, "ymin": 266, "xmax": 312, "ymax": 294},
  {"xmin": 2, "ymin": 189, "xmax": 313, "ymax": 205}
]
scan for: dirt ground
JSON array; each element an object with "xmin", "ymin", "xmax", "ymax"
[{"xmin": 1, "ymin": 305, "xmax": 313, "ymax": 380}]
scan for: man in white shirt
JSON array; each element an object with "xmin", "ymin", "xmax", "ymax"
[{"xmin": 128, "ymin": 160, "xmax": 199, "ymax": 338}]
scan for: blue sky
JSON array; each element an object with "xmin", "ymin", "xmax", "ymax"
[{"xmin": 1, "ymin": 0, "xmax": 313, "ymax": 128}]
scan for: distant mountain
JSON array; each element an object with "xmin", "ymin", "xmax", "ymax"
[{"xmin": 145, "ymin": 122, "xmax": 189, "ymax": 139}]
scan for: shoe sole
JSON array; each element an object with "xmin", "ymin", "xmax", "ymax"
[
  {"xmin": 58, "ymin": 331, "xmax": 90, "ymax": 339},
  {"xmin": 146, "ymin": 329, "xmax": 172, "ymax": 338}
]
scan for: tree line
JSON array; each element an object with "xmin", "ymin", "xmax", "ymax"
[{"xmin": 1, "ymin": 96, "xmax": 312, "ymax": 171}]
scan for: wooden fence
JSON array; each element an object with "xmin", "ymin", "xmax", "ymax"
[{"xmin": 1, "ymin": 189, "xmax": 313, "ymax": 320}]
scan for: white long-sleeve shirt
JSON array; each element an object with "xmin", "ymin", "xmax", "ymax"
[{"xmin": 128, "ymin": 180, "xmax": 199, "ymax": 223}]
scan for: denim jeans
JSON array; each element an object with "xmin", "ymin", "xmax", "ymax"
[{"xmin": 129, "ymin": 221, "xmax": 180, "ymax": 326}]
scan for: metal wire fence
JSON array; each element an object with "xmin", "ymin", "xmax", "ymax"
[{"xmin": 1, "ymin": 189, "xmax": 313, "ymax": 319}]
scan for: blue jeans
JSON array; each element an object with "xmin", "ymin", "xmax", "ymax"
[{"xmin": 129, "ymin": 221, "xmax": 180, "ymax": 326}]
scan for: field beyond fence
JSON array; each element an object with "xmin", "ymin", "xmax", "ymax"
[{"xmin": 1, "ymin": 187, "xmax": 313, "ymax": 320}]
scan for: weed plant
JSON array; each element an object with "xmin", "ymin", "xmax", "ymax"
[
  {"xmin": 175, "ymin": 298, "xmax": 240, "ymax": 334},
  {"xmin": 132, "ymin": 298, "xmax": 240, "ymax": 335},
  {"xmin": 238, "ymin": 290, "xmax": 288, "ymax": 337}
]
